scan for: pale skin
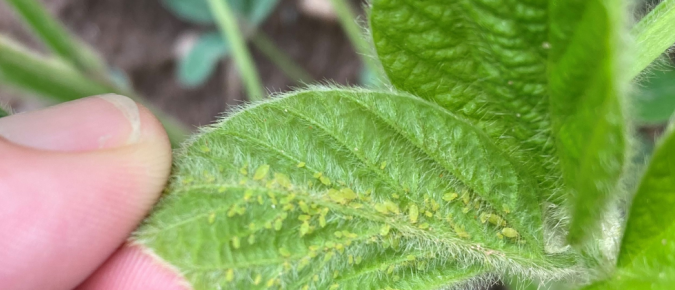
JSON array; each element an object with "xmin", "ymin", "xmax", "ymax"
[{"xmin": 0, "ymin": 95, "xmax": 189, "ymax": 290}]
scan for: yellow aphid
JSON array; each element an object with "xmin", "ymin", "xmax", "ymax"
[
  {"xmin": 374, "ymin": 204, "xmax": 389, "ymax": 214},
  {"xmin": 387, "ymin": 265, "xmax": 396, "ymax": 274},
  {"xmin": 253, "ymin": 164, "xmax": 270, "ymax": 180},
  {"xmin": 487, "ymin": 213, "xmax": 506, "ymax": 226},
  {"xmin": 384, "ymin": 201, "xmax": 400, "ymax": 214},
  {"xmin": 319, "ymin": 175, "xmax": 332, "ymax": 186},
  {"xmin": 266, "ymin": 278, "xmax": 276, "ymax": 287},
  {"xmin": 328, "ymin": 189, "xmax": 347, "ymax": 204},
  {"xmin": 208, "ymin": 212, "xmax": 216, "ymax": 224},
  {"xmin": 299, "ymin": 222, "xmax": 310, "ymax": 237},
  {"xmin": 274, "ymin": 173, "xmax": 292, "ymax": 189},
  {"xmin": 299, "ymin": 201, "xmax": 310, "ymax": 213},
  {"xmin": 335, "ymin": 243, "xmax": 345, "ymax": 253},
  {"xmin": 324, "ymin": 251, "xmax": 334, "ymax": 262},
  {"xmin": 461, "ymin": 192, "xmax": 471, "ymax": 205},
  {"xmin": 406, "ymin": 254, "xmax": 416, "ymax": 261},
  {"xmin": 418, "ymin": 223, "xmax": 430, "ymax": 230},
  {"xmin": 431, "ymin": 200, "xmax": 440, "ymax": 211},
  {"xmin": 298, "ymin": 257, "xmax": 311, "ymax": 270},
  {"xmin": 425, "ymin": 210, "xmax": 433, "ymax": 217},
  {"xmin": 253, "ymin": 274, "xmax": 262, "ymax": 285},
  {"xmin": 274, "ymin": 219, "xmax": 283, "ymax": 231},
  {"xmin": 257, "ymin": 195, "xmax": 264, "ymax": 205},
  {"xmin": 313, "ymin": 275, "xmax": 320, "ymax": 282},
  {"xmin": 380, "ymin": 161, "xmax": 387, "ymax": 170},
  {"xmin": 380, "ymin": 224, "xmax": 391, "ymax": 236},
  {"xmin": 356, "ymin": 256, "xmax": 363, "ymax": 264},
  {"xmin": 319, "ymin": 215, "xmax": 327, "ymax": 228},
  {"xmin": 279, "ymin": 247, "xmax": 291, "ymax": 257},
  {"xmin": 248, "ymin": 222, "xmax": 256, "ymax": 231},
  {"xmin": 282, "ymin": 204, "xmax": 294, "ymax": 211},
  {"xmin": 462, "ymin": 207, "xmax": 470, "ymax": 214},
  {"xmin": 238, "ymin": 177, "xmax": 248, "ymax": 185},
  {"xmin": 408, "ymin": 204, "xmax": 419, "ymax": 224},
  {"xmin": 497, "ymin": 233, "xmax": 504, "ymax": 240},
  {"xmin": 298, "ymin": 215, "xmax": 311, "ymax": 221},
  {"xmin": 218, "ymin": 186, "xmax": 227, "ymax": 193},
  {"xmin": 225, "ymin": 269, "xmax": 234, "ymax": 282},
  {"xmin": 329, "ymin": 284, "xmax": 339, "ymax": 290},
  {"xmin": 248, "ymin": 234, "xmax": 256, "ymax": 244},
  {"xmin": 348, "ymin": 254, "xmax": 354, "ymax": 264},
  {"xmin": 313, "ymin": 172, "xmax": 323, "ymax": 178},
  {"xmin": 297, "ymin": 162, "xmax": 306, "ymax": 168},
  {"xmin": 334, "ymin": 231, "xmax": 343, "ymax": 238},
  {"xmin": 243, "ymin": 189, "xmax": 253, "ymax": 201},
  {"xmin": 502, "ymin": 204, "xmax": 511, "ymax": 214},
  {"xmin": 453, "ymin": 225, "xmax": 470, "ymax": 239},
  {"xmin": 232, "ymin": 236, "xmax": 241, "ymax": 249},
  {"xmin": 239, "ymin": 167, "xmax": 248, "ymax": 176},
  {"xmin": 200, "ymin": 145, "xmax": 210, "ymax": 153},
  {"xmin": 502, "ymin": 228, "xmax": 519, "ymax": 238},
  {"xmin": 350, "ymin": 203, "xmax": 364, "ymax": 209},
  {"xmin": 340, "ymin": 188, "xmax": 358, "ymax": 201}
]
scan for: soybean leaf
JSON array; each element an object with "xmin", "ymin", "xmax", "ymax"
[
  {"xmin": 618, "ymin": 121, "xmax": 675, "ymax": 268},
  {"xmin": 162, "ymin": 0, "xmax": 280, "ymax": 25},
  {"xmin": 178, "ymin": 32, "xmax": 230, "ymax": 88},
  {"xmin": 547, "ymin": 0, "xmax": 628, "ymax": 245},
  {"xmin": 370, "ymin": 0, "xmax": 558, "ymax": 198},
  {"xmin": 635, "ymin": 67, "xmax": 675, "ymax": 125},
  {"xmin": 582, "ymin": 124, "xmax": 675, "ymax": 288},
  {"xmin": 135, "ymin": 88, "xmax": 576, "ymax": 289}
]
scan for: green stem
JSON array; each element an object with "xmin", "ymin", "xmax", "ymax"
[
  {"xmin": 329, "ymin": 0, "xmax": 382, "ymax": 79},
  {"xmin": 631, "ymin": 0, "xmax": 675, "ymax": 79},
  {"xmin": 0, "ymin": 106, "xmax": 9, "ymax": 118},
  {"xmin": 207, "ymin": 0, "xmax": 265, "ymax": 101},
  {"xmin": 0, "ymin": 36, "xmax": 188, "ymax": 146},
  {"xmin": 4, "ymin": 0, "xmax": 106, "ymax": 75},
  {"xmin": 250, "ymin": 32, "xmax": 314, "ymax": 84}
]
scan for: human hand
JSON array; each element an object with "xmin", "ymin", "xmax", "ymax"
[{"xmin": 0, "ymin": 95, "xmax": 189, "ymax": 290}]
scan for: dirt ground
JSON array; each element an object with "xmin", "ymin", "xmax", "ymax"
[{"xmin": 0, "ymin": 0, "xmax": 363, "ymax": 128}]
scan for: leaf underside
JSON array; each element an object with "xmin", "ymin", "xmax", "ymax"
[{"xmin": 136, "ymin": 89, "xmax": 576, "ymax": 289}]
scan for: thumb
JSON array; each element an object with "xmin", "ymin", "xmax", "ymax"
[{"xmin": 0, "ymin": 95, "xmax": 175, "ymax": 290}]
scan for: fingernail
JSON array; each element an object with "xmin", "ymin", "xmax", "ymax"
[{"xmin": 0, "ymin": 94, "xmax": 143, "ymax": 152}]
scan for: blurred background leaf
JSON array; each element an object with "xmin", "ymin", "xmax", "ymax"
[
  {"xmin": 178, "ymin": 32, "xmax": 230, "ymax": 87},
  {"xmin": 635, "ymin": 65, "xmax": 675, "ymax": 125},
  {"xmin": 162, "ymin": 0, "xmax": 280, "ymax": 26}
]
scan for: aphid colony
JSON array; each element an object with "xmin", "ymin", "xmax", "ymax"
[{"xmin": 189, "ymin": 163, "xmax": 523, "ymax": 288}]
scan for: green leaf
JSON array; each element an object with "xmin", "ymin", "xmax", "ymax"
[
  {"xmin": 0, "ymin": 106, "xmax": 9, "ymax": 118},
  {"xmin": 630, "ymin": 0, "xmax": 675, "ymax": 79},
  {"xmin": 161, "ymin": 0, "xmax": 214, "ymax": 24},
  {"xmin": 178, "ymin": 32, "xmax": 230, "ymax": 87},
  {"xmin": 135, "ymin": 88, "xmax": 576, "ymax": 289},
  {"xmin": 635, "ymin": 66, "xmax": 675, "ymax": 125},
  {"xmin": 162, "ymin": 0, "xmax": 279, "ymax": 25},
  {"xmin": 370, "ymin": 0, "xmax": 558, "ymax": 197},
  {"xmin": 618, "ymin": 122, "xmax": 675, "ymax": 268},
  {"xmin": 547, "ymin": 0, "xmax": 628, "ymax": 245}
]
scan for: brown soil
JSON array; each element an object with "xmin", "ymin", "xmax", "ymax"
[{"xmin": 0, "ymin": 0, "xmax": 363, "ymax": 128}]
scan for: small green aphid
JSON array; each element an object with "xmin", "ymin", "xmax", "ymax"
[
  {"xmin": 279, "ymin": 247, "xmax": 291, "ymax": 257},
  {"xmin": 324, "ymin": 251, "xmax": 334, "ymax": 262},
  {"xmin": 200, "ymin": 145, "xmax": 210, "ymax": 153},
  {"xmin": 408, "ymin": 204, "xmax": 419, "ymax": 224},
  {"xmin": 380, "ymin": 224, "xmax": 391, "ymax": 236},
  {"xmin": 225, "ymin": 269, "xmax": 234, "ymax": 282},
  {"xmin": 266, "ymin": 278, "xmax": 276, "ymax": 287},
  {"xmin": 313, "ymin": 172, "xmax": 323, "ymax": 178},
  {"xmin": 253, "ymin": 274, "xmax": 262, "ymax": 285},
  {"xmin": 502, "ymin": 228, "xmax": 519, "ymax": 238},
  {"xmin": 443, "ymin": 192, "xmax": 459, "ymax": 202},
  {"xmin": 298, "ymin": 215, "xmax": 311, "ymax": 221},
  {"xmin": 299, "ymin": 221, "xmax": 310, "ymax": 237},
  {"xmin": 380, "ymin": 161, "xmax": 387, "ymax": 170},
  {"xmin": 248, "ymin": 234, "xmax": 256, "ymax": 244},
  {"xmin": 418, "ymin": 223, "xmax": 430, "ymax": 229},
  {"xmin": 274, "ymin": 219, "xmax": 283, "ymax": 231},
  {"xmin": 406, "ymin": 254, "xmax": 416, "ymax": 261},
  {"xmin": 231, "ymin": 236, "xmax": 241, "ymax": 249},
  {"xmin": 207, "ymin": 212, "xmax": 216, "ymax": 224},
  {"xmin": 274, "ymin": 173, "xmax": 292, "ymax": 189},
  {"xmin": 453, "ymin": 225, "xmax": 470, "ymax": 239},
  {"xmin": 297, "ymin": 161, "xmax": 306, "ymax": 168},
  {"xmin": 329, "ymin": 284, "xmax": 339, "ymax": 290},
  {"xmin": 319, "ymin": 175, "xmax": 332, "ymax": 186},
  {"xmin": 298, "ymin": 201, "xmax": 310, "ymax": 213},
  {"xmin": 243, "ymin": 189, "xmax": 253, "ymax": 201},
  {"xmin": 253, "ymin": 164, "xmax": 270, "ymax": 180}
]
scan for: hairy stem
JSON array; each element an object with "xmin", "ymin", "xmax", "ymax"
[
  {"xmin": 251, "ymin": 32, "xmax": 314, "ymax": 84},
  {"xmin": 631, "ymin": 0, "xmax": 675, "ymax": 78},
  {"xmin": 4, "ymin": 0, "xmax": 106, "ymax": 76},
  {"xmin": 207, "ymin": 0, "xmax": 265, "ymax": 101},
  {"xmin": 329, "ymin": 0, "xmax": 382, "ymax": 80}
]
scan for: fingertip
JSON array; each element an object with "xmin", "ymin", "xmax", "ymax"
[{"xmin": 76, "ymin": 244, "xmax": 191, "ymax": 290}]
